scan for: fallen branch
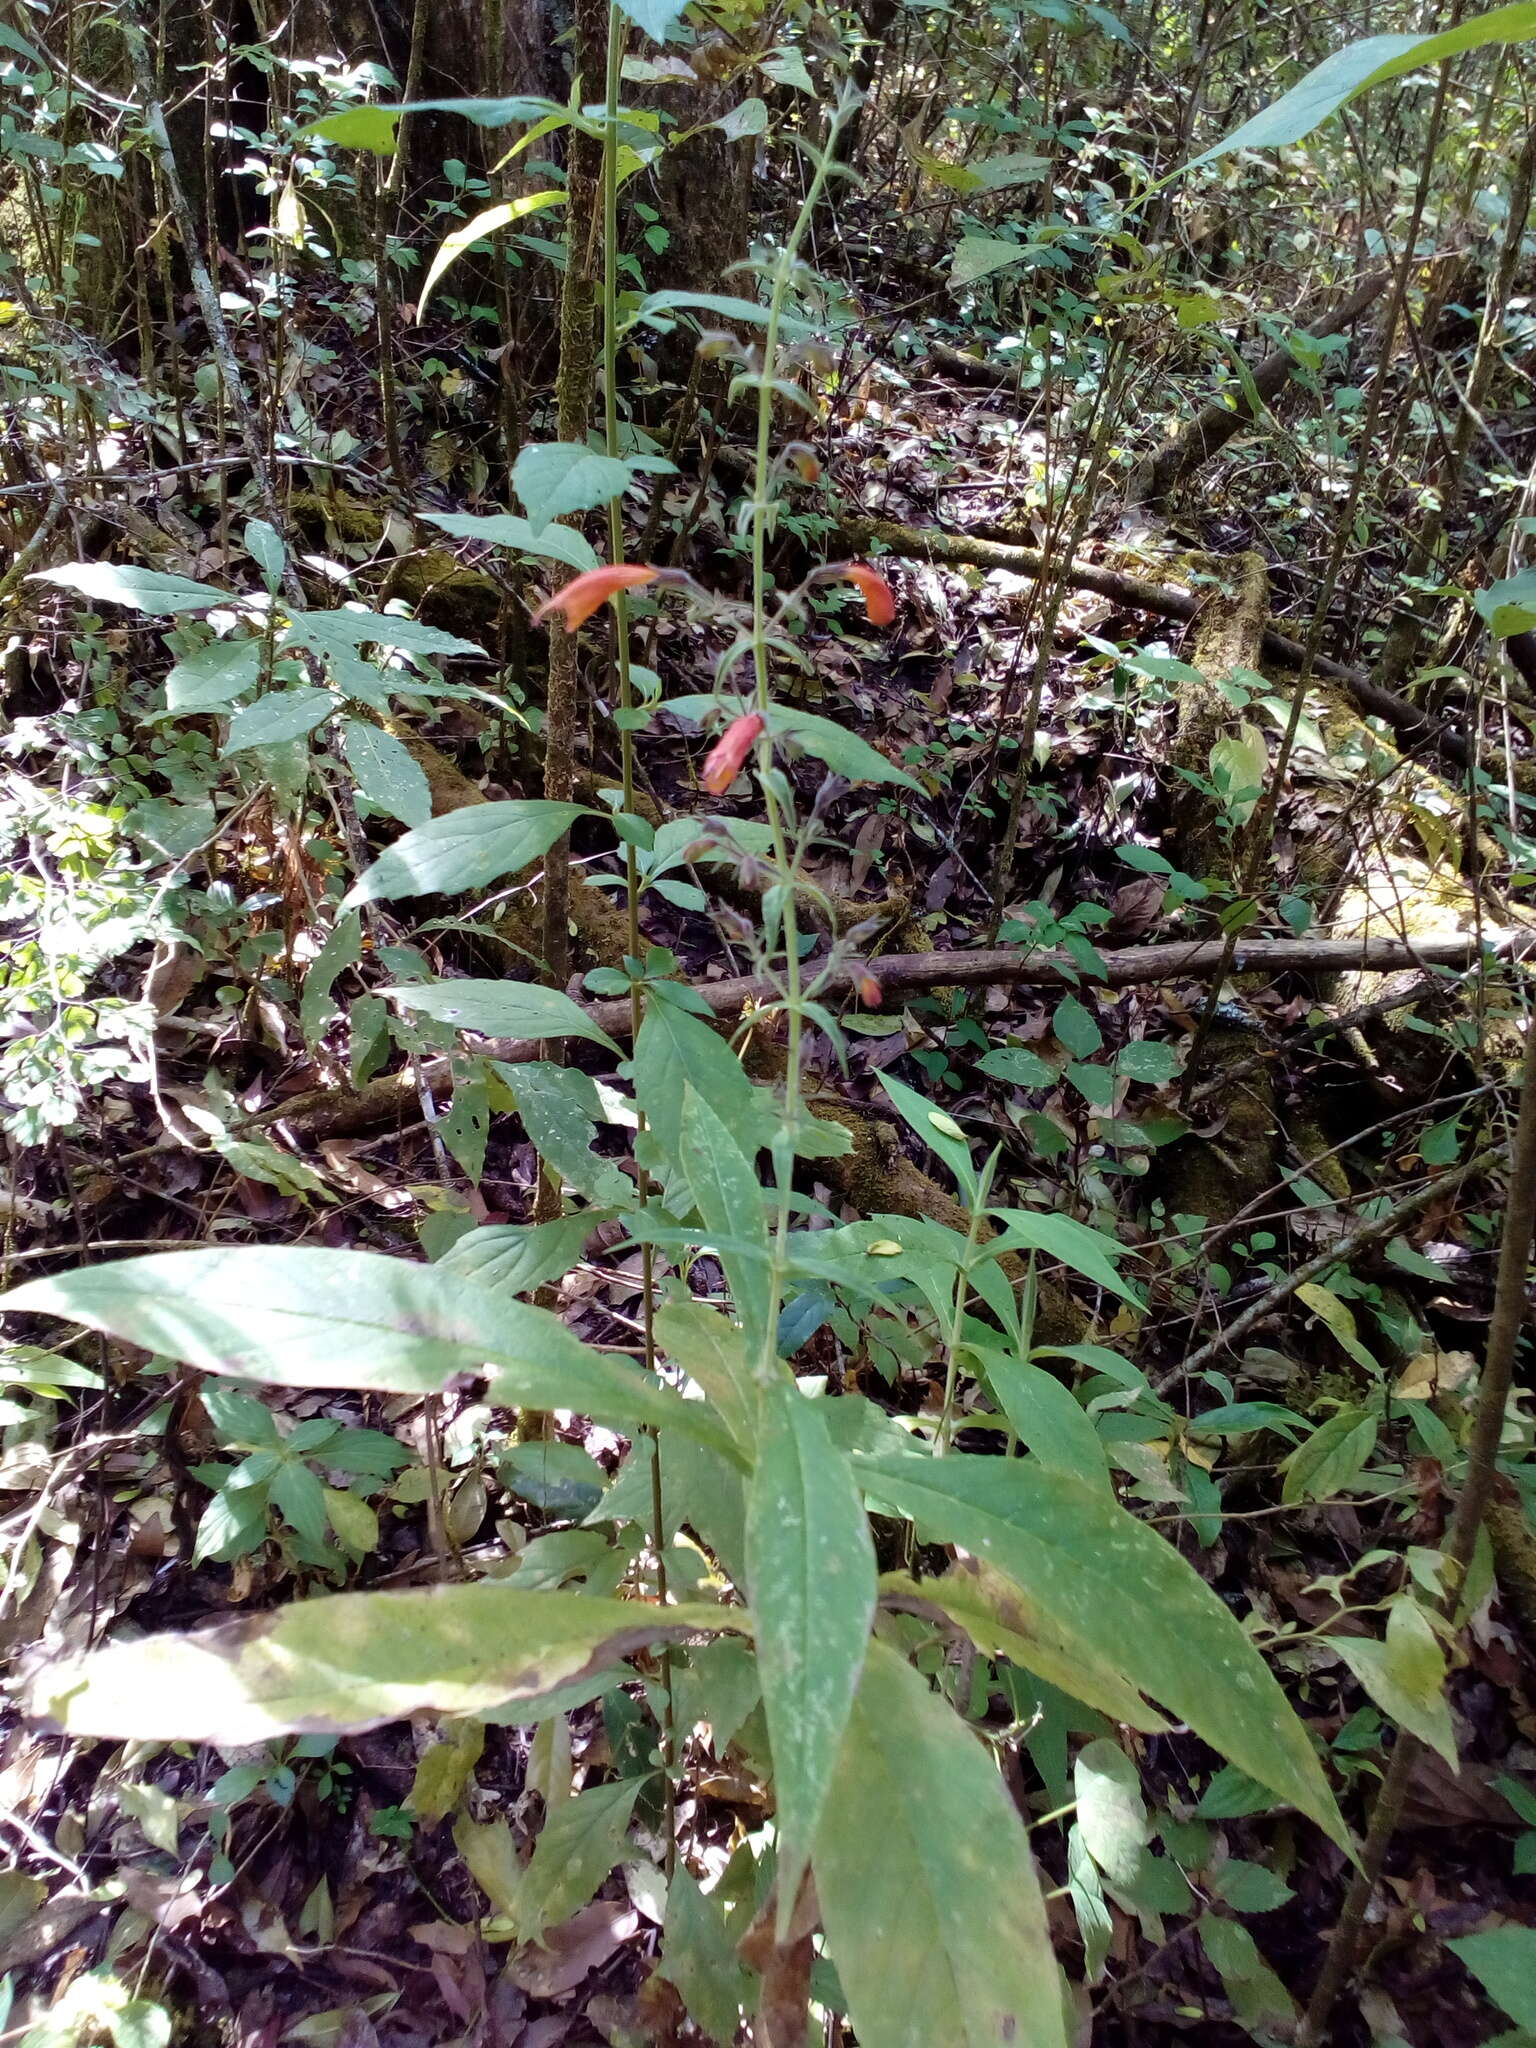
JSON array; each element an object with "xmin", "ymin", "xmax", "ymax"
[
  {"xmin": 833, "ymin": 512, "xmax": 1473, "ymax": 764},
  {"xmin": 1125, "ymin": 269, "xmax": 1391, "ymax": 508},
  {"xmin": 261, "ymin": 932, "xmax": 1526, "ymax": 1141}
]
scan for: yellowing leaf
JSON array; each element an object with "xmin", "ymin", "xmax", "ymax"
[
  {"xmin": 1295, "ymin": 1281, "xmax": 1379, "ymax": 1375},
  {"xmin": 1328, "ymin": 1599, "xmax": 1457, "ymax": 1767},
  {"xmin": 418, "ymin": 192, "xmax": 566, "ymax": 321},
  {"xmin": 26, "ymin": 1586, "xmax": 738, "ymax": 1742}
]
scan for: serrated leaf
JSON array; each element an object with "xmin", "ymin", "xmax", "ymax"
[
  {"xmin": 26, "ymin": 1584, "xmax": 735, "ymax": 1741},
  {"xmin": 344, "ymin": 798, "xmax": 587, "ymax": 906},
  {"xmin": 283, "ymin": 607, "xmax": 484, "ymax": 659},
  {"xmin": 855, "ymin": 1454, "xmax": 1349, "ymax": 1850},
  {"xmin": 815, "ymin": 1640, "xmax": 1068, "ymax": 2048},
  {"xmin": 1448, "ymin": 1925, "xmax": 1536, "ymax": 2028},
  {"xmin": 950, "ymin": 234, "xmax": 1032, "ymax": 287},
  {"xmin": 617, "ymin": 0, "xmax": 686, "ymax": 41},
  {"xmin": 162, "ymin": 636, "xmax": 264, "ymax": 714},
  {"xmin": 386, "ymin": 978, "xmax": 621, "ymax": 1053},
  {"xmin": 748, "ymin": 1382, "xmax": 875, "ymax": 1934},
  {"xmin": 300, "ymin": 94, "xmax": 562, "ymax": 155},
  {"xmin": 977, "ymin": 1045, "xmax": 1055, "ymax": 1087},
  {"xmin": 493, "ymin": 1061, "xmax": 632, "ymax": 1207}
]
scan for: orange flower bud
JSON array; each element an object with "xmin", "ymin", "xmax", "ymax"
[
  {"xmin": 856, "ymin": 970, "xmax": 883, "ymax": 1008},
  {"xmin": 700, "ymin": 711, "xmax": 766, "ymax": 794},
  {"xmin": 533, "ymin": 563, "xmax": 658, "ymax": 632},
  {"xmin": 839, "ymin": 562, "xmax": 897, "ymax": 625}
]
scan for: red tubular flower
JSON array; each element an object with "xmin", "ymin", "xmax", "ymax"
[
  {"xmin": 700, "ymin": 712, "xmax": 766, "ymax": 794},
  {"xmin": 533, "ymin": 563, "xmax": 658, "ymax": 632},
  {"xmin": 835, "ymin": 562, "xmax": 897, "ymax": 626}
]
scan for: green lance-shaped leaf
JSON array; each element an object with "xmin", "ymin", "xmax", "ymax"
[
  {"xmin": 747, "ymin": 1382, "xmax": 876, "ymax": 1935},
  {"xmin": 25, "ymin": 1584, "xmax": 735, "ymax": 1742},
  {"xmin": 31, "ymin": 562, "xmax": 232, "ymax": 613},
  {"xmin": 417, "ymin": 192, "xmax": 566, "ymax": 321},
  {"xmin": 1189, "ymin": 2, "xmax": 1536, "ymax": 170},
  {"xmin": 855, "ymin": 1454, "xmax": 1350, "ymax": 1852},
  {"xmin": 385, "ymin": 978, "xmax": 621, "ymax": 1053},
  {"xmin": 679, "ymin": 1084, "xmax": 773, "ymax": 1361},
  {"xmin": 343, "ymin": 798, "xmax": 589, "ymax": 907},
  {"xmin": 815, "ymin": 1639, "xmax": 1069, "ymax": 2048},
  {"xmin": 1, "ymin": 1247, "xmax": 732, "ymax": 1456}
]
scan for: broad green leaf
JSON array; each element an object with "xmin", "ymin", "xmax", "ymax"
[
  {"xmin": 418, "ymin": 192, "xmax": 566, "ymax": 320},
  {"xmin": 988, "ymin": 1207, "xmax": 1143, "ymax": 1307},
  {"xmin": 1198, "ymin": 1917, "xmax": 1297, "ymax": 2037},
  {"xmin": 424, "ymin": 510, "xmax": 599, "ymax": 573},
  {"xmin": 344, "ymin": 798, "xmax": 587, "ymax": 907},
  {"xmin": 300, "ymin": 94, "xmax": 561, "ymax": 155},
  {"xmin": 492, "ymin": 1061, "xmax": 632, "ymax": 1206},
  {"xmin": 977, "ymin": 1045, "xmax": 1055, "ymax": 1087},
  {"xmin": 617, "ymin": 0, "xmax": 686, "ymax": 41},
  {"xmin": 950, "ymin": 235, "xmax": 1032, "ymax": 288},
  {"xmin": 631, "ymin": 999, "xmax": 774, "ymax": 1191},
  {"xmin": 855, "ymin": 1454, "xmax": 1350, "ymax": 1850},
  {"xmin": 437, "ymin": 1214, "xmax": 600, "ymax": 1298},
  {"xmin": 679, "ymin": 1085, "xmax": 773, "ymax": 1360},
  {"xmin": 282, "ymin": 607, "xmax": 484, "ymax": 660},
  {"xmin": 514, "ymin": 442, "xmax": 636, "ymax": 530},
  {"xmin": 877, "ymin": 1069, "xmax": 977, "ymax": 1192},
  {"xmin": 626, "ymin": 289, "xmax": 821, "ymax": 343},
  {"xmin": 1448, "ymin": 1926, "xmax": 1536, "ymax": 2029},
  {"xmin": 1208, "ymin": 722, "xmax": 1269, "ymax": 827},
  {"xmin": 222, "ymin": 687, "xmax": 335, "ymax": 753},
  {"xmin": 31, "ymin": 562, "xmax": 230, "ymax": 613},
  {"xmin": 341, "ymin": 719, "xmax": 432, "ymax": 827},
  {"xmin": 816, "ymin": 1640, "xmax": 1068, "ymax": 2048},
  {"xmin": 514, "ymin": 1777, "xmax": 645, "ymax": 1941},
  {"xmin": 886, "ymin": 1558, "xmax": 1166, "ymax": 1730},
  {"xmin": 1191, "ymin": 4, "xmax": 1536, "ymax": 169},
  {"xmin": 1052, "ymin": 993, "xmax": 1103, "ymax": 1058},
  {"xmin": 300, "ymin": 911, "xmax": 364, "ymax": 1047},
  {"xmin": 747, "ymin": 1382, "xmax": 875, "ymax": 1934},
  {"xmin": 162, "ymin": 636, "xmax": 264, "ymax": 714},
  {"xmin": 1476, "ymin": 567, "xmax": 1536, "ymax": 638},
  {"xmin": 1075, "ymin": 1739, "xmax": 1150, "ymax": 1888},
  {"xmin": 386, "ymin": 978, "xmax": 621, "ymax": 1053},
  {"xmin": 1280, "ymin": 1403, "xmax": 1378, "ymax": 1504},
  {"xmin": 1116, "ymin": 1039, "xmax": 1181, "ymax": 1085},
  {"xmin": 2, "ymin": 1247, "xmax": 727, "ymax": 1452},
  {"xmin": 658, "ymin": 1865, "xmax": 753, "ymax": 2045},
  {"xmin": 1327, "ymin": 1600, "xmax": 1456, "ymax": 1767},
  {"xmin": 655, "ymin": 1302, "xmax": 764, "ymax": 1453},
  {"xmin": 975, "ymin": 1349, "xmax": 1109, "ymax": 1491},
  {"xmin": 714, "ymin": 96, "xmax": 767, "ymax": 140},
  {"xmin": 25, "ymin": 1584, "xmax": 734, "ymax": 1741}
]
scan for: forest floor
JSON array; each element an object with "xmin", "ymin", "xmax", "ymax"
[{"xmin": 3, "ymin": 213, "xmax": 1535, "ymax": 2048}]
